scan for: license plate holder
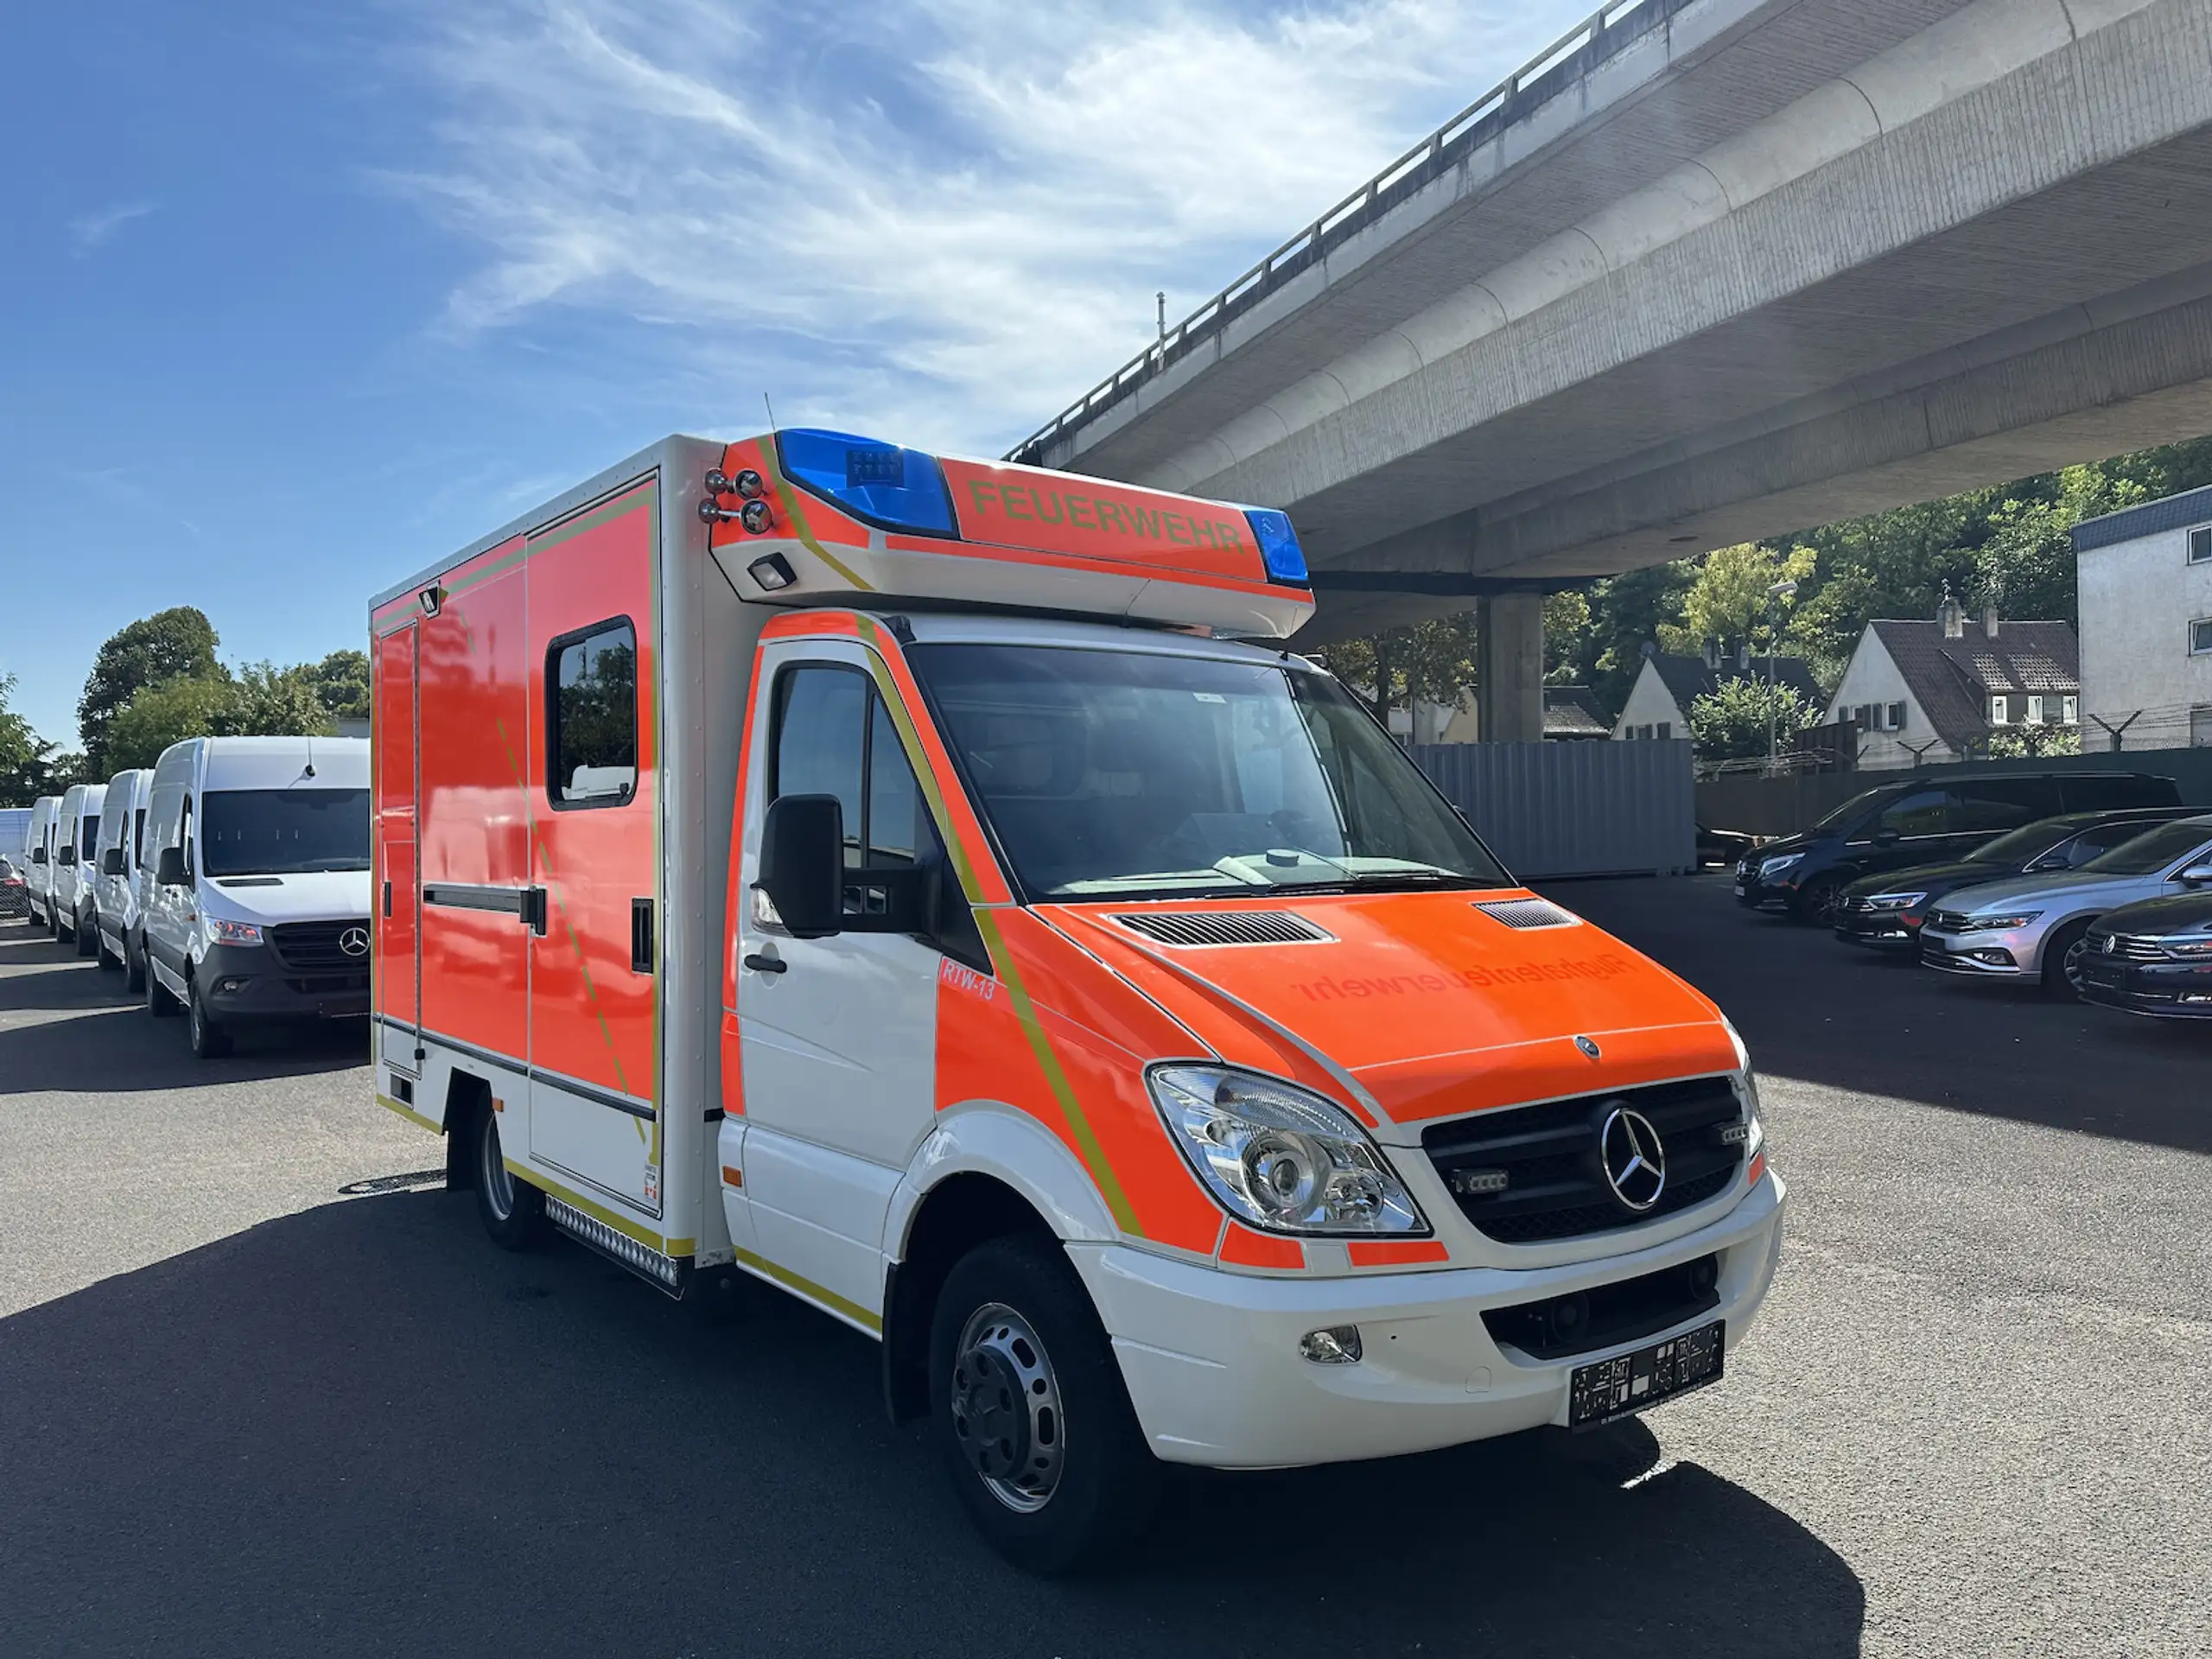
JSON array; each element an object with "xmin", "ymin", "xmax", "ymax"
[{"xmin": 1570, "ymin": 1321, "xmax": 1724, "ymax": 1428}]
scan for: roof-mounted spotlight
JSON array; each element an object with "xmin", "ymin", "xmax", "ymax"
[
  {"xmin": 418, "ymin": 586, "xmax": 444, "ymax": 618},
  {"xmin": 704, "ymin": 467, "xmax": 765, "ymax": 499},
  {"xmin": 739, "ymin": 499, "xmax": 773, "ymax": 534}
]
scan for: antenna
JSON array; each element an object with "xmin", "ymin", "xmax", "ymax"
[
  {"xmin": 1156, "ymin": 291, "xmax": 1166, "ymax": 342},
  {"xmin": 762, "ymin": 391, "xmax": 779, "ymax": 433}
]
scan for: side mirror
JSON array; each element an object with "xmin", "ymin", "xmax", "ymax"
[
  {"xmin": 101, "ymin": 847, "xmax": 126, "ymax": 876},
  {"xmin": 755, "ymin": 795, "xmax": 845, "ymax": 938},
  {"xmin": 156, "ymin": 846, "xmax": 188, "ymax": 888},
  {"xmin": 2178, "ymin": 861, "xmax": 2212, "ymax": 887},
  {"xmin": 57, "ymin": 845, "xmax": 76, "ymax": 866},
  {"xmin": 29, "ymin": 846, "xmax": 46, "ymax": 866}
]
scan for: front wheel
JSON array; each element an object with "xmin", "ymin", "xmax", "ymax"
[
  {"xmin": 148, "ymin": 953, "xmax": 180, "ymax": 1017},
  {"xmin": 187, "ymin": 975, "xmax": 232, "ymax": 1058},
  {"xmin": 75, "ymin": 906, "xmax": 98, "ymax": 958},
  {"xmin": 474, "ymin": 1107, "xmax": 547, "ymax": 1249},
  {"xmin": 2042, "ymin": 918, "xmax": 2093, "ymax": 1001},
  {"xmin": 929, "ymin": 1236, "xmax": 1157, "ymax": 1573},
  {"xmin": 124, "ymin": 931, "xmax": 147, "ymax": 995},
  {"xmin": 1791, "ymin": 876, "xmax": 1845, "ymax": 928}
]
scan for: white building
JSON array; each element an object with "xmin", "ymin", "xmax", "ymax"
[
  {"xmin": 1821, "ymin": 601, "xmax": 2079, "ymax": 769},
  {"xmin": 1611, "ymin": 645, "xmax": 1821, "ymax": 742},
  {"xmin": 2072, "ymin": 486, "xmax": 2212, "ymax": 749}
]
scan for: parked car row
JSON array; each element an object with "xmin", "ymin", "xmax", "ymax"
[
  {"xmin": 1730, "ymin": 767, "xmax": 2212, "ymax": 1017},
  {"xmin": 12, "ymin": 735, "xmax": 374, "ymax": 1056}
]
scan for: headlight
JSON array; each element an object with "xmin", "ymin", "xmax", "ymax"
[
  {"xmin": 206, "ymin": 917, "xmax": 264, "ymax": 946},
  {"xmin": 1862, "ymin": 892, "xmax": 1925, "ymax": 911},
  {"xmin": 1964, "ymin": 912, "xmax": 2041, "ymax": 931},
  {"xmin": 1147, "ymin": 1065, "xmax": 1427, "ymax": 1236},
  {"xmin": 1758, "ymin": 853, "xmax": 1803, "ymax": 880}
]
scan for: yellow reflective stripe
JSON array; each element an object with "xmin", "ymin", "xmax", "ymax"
[
  {"xmin": 763, "ymin": 462, "xmax": 873, "ymax": 591},
  {"xmin": 505, "ymin": 1160, "xmax": 685, "ymax": 1255},
  {"xmin": 970, "ymin": 910, "xmax": 1143, "ymax": 1236},
  {"xmin": 526, "ymin": 486, "xmax": 651, "ymax": 555},
  {"xmin": 731, "ymin": 1245, "xmax": 883, "ymax": 1334},
  {"xmin": 378, "ymin": 1091, "xmax": 442, "ymax": 1135}
]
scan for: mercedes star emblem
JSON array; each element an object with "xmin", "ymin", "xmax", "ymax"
[
  {"xmin": 340, "ymin": 926, "xmax": 371, "ymax": 958},
  {"xmin": 1574, "ymin": 1034, "xmax": 1602, "ymax": 1059},
  {"xmin": 1599, "ymin": 1106, "xmax": 1668, "ymax": 1212}
]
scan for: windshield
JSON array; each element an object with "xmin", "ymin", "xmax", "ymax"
[
  {"xmin": 1808, "ymin": 788, "xmax": 1888, "ymax": 836},
  {"xmin": 2078, "ymin": 818, "xmax": 2212, "ymax": 877},
  {"xmin": 1965, "ymin": 818, "xmax": 2075, "ymax": 865},
  {"xmin": 200, "ymin": 789, "xmax": 371, "ymax": 876},
  {"xmin": 907, "ymin": 643, "xmax": 1510, "ymax": 900}
]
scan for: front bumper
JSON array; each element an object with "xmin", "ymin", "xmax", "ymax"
[
  {"xmin": 1919, "ymin": 925, "xmax": 2038, "ymax": 977},
  {"xmin": 2079, "ymin": 954, "xmax": 2212, "ymax": 1018},
  {"xmin": 1733, "ymin": 872, "xmax": 1793, "ymax": 912},
  {"xmin": 1072, "ymin": 1172, "xmax": 1786, "ymax": 1469},
  {"xmin": 197, "ymin": 941, "xmax": 370, "ymax": 1020},
  {"xmin": 1834, "ymin": 909, "xmax": 1921, "ymax": 949}
]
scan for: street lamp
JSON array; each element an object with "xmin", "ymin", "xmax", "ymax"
[{"xmin": 1765, "ymin": 578, "xmax": 1798, "ymax": 775}]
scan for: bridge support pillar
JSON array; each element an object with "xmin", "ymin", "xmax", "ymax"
[{"xmin": 1477, "ymin": 594, "xmax": 1545, "ymax": 745}]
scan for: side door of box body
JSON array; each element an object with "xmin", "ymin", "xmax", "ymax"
[
  {"xmin": 417, "ymin": 540, "xmax": 534, "ymax": 1077},
  {"xmin": 524, "ymin": 480, "xmax": 664, "ymax": 1214},
  {"xmin": 373, "ymin": 618, "xmax": 423, "ymax": 1077}
]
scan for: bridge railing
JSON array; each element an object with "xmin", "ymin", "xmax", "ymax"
[{"xmin": 1005, "ymin": 0, "xmax": 1696, "ymax": 467}]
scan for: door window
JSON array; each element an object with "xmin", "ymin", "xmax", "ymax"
[
  {"xmin": 546, "ymin": 618, "xmax": 638, "ymax": 807},
  {"xmin": 772, "ymin": 667, "xmax": 868, "ymax": 866},
  {"xmin": 134, "ymin": 809, "xmax": 147, "ymax": 864},
  {"xmin": 1873, "ymin": 789, "xmax": 1957, "ymax": 837},
  {"xmin": 1957, "ymin": 779, "xmax": 2061, "ymax": 830}
]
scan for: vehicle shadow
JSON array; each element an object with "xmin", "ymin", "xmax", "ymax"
[
  {"xmin": 0, "ymin": 1002, "xmax": 365, "ymax": 1095},
  {"xmin": 0, "ymin": 1193, "xmax": 1865, "ymax": 1658},
  {"xmin": 1546, "ymin": 873, "xmax": 2212, "ymax": 1156}
]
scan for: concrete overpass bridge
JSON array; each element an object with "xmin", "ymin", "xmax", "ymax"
[{"xmin": 1013, "ymin": 0, "xmax": 2212, "ymax": 737}]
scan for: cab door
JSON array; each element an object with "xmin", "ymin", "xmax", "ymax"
[
  {"xmin": 724, "ymin": 639, "xmax": 944, "ymax": 1320},
  {"xmin": 374, "ymin": 619, "xmax": 422, "ymax": 1071}
]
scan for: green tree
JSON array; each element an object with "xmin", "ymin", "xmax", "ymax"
[
  {"xmin": 232, "ymin": 662, "xmax": 338, "ymax": 739},
  {"xmin": 76, "ymin": 607, "xmax": 221, "ymax": 773},
  {"xmin": 103, "ymin": 677, "xmax": 238, "ymax": 772},
  {"xmin": 0, "ymin": 675, "xmax": 57, "ymax": 807},
  {"xmin": 1984, "ymin": 724, "xmax": 2082, "ymax": 760},
  {"xmin": 1656, "ymin": 543, "xmax": 1817, "ymax": 657},
  {"xmin": 1685, "ymin": 677, "xmax": 1819, "ymax": 765},
  {"xmin": 1542, "ymin": 590, "xmax": 1591, "ymax": 683},
  {"xmin": 302, "ymin": 650, "xmax": 372, "ymax": 723}
]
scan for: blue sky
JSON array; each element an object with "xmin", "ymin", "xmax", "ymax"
[{"xmin": 1, "ymin": 0, "xmax": 1589, "ymax": 748}]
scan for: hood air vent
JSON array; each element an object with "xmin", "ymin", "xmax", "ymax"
[
  {"xmin": 1473, "ymin": 898, "xmax": 1579, "ymax": 931},
  {"xmin": 1113, "ymin": 911, "xmax": 1332, "ymax": 948}
]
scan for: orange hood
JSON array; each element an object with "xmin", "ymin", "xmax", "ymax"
[{"xmin": 1044, "ymin": 890, "xmax": 1738, "ymax": 1137}]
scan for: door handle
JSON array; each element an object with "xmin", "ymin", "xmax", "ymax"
[
  {"xmin": 632, "ymin": 898, "xmax": 654, "ymax": 974},
  {"xmin": 382, "ymin": 880, "xmax": 392, "ymax": 918},
  {"xmin": 742, "ymin": 951, "xmax": 786, "ymax": 975},
  {"xmin": 518, "ymin": 887, "xmax": 549, "ymax": 937}
]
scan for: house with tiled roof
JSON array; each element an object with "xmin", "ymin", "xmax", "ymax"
[
  {"xmin": 1822, "ymin": 598, "xmax": 2079, "ymax": 769},
  {"xmin": 1610, "ymin": 643, "xmax": 1824, "ymax": 742}
]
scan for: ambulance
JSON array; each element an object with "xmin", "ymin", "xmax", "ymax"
[{"xmin": 368, "ymin": 429, "xmax": 1785, "ymax": 1569}]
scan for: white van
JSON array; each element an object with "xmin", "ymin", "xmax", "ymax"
[
  {"xmin": 143, "ymin": 736, "xmax": 372, "ymax": 1058},
  {"xmin": 53, "ymin": 783, "xmax": 108, "ymax": 955},
  {"xmin": 22, "ymin": 796, "xmax": 60, "ymax": 929},
  {"xmin": 92, "ymin": 768, "xmax": 155, "ymax": 988}
]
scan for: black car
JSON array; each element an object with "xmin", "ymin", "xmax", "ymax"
[
  {"xmin": 1832, "ymin": 806, "xmax": 2202, "ymax": 950},
  {"xmin": 1698, "ymin": 823, "xmax": 1758, "ymax": 868},
  {"xmin": 1733, "ymin": 771, "xmax": 2183, "ymax": 925},
  {"xmin": 2078, "ymin": 891, "xmax": 2212, "ymax": 1019}
]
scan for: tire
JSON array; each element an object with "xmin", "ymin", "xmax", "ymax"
[
  {"xmin": 124, "ymin": 931, "xmax": 147, "ymax": 995},
  {"xmin": 474, "ymin": 1107, "xmax": 548, "ymax": 1249},
  {"xmin": 2042, "ymin": 918, "xmax": 2094, "ymax": 1001},
  {"xmin": 928, "ymin": 1235, "xmax": 1158, "ymax": 1573},
  {"xmin": 148, "ymin": 951, "xmax": 181, "ymax": 1017},
  {"xmin": 47, "ymin": 899, "xmax": 60, "ymax": 939},
  {"xmin": 187, "ymin": 974, "xmax": 233, "ymax": 1058},
  {"xmin": 93, "ymin": 918, "xmax": 118, "ymax": 970},
  {"xmin": 74, "ymin": 906, "xmax": 98, "ymax": 958},
  {"xmin": 1790, "ymin": 876, "xmax": 1845, "ymax": 928}
]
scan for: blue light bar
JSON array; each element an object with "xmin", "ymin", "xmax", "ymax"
[
  {"xmin": 776, "ymin": 429, "xmax": 957, "ymax": 537},
  {"xmin": 1243, "ymin": 507, "xmax": 1309, "ymax": 585}
]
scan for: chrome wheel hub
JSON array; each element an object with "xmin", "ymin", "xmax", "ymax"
[{"xmin": 950, "ymin": 1303, "xmax": 1064, "ymax": 1512}]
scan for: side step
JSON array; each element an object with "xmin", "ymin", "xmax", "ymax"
[{"xmin": 545, "ymin": 1196, "xmax": 689, "ymax": 1297}]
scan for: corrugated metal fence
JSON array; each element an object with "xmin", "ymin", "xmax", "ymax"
[{"xmin": 1413, "ymin": 740, "xmax": 1696, "ymax": 879}]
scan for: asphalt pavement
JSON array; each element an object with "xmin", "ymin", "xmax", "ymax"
[{"xmin": 0, "ymin": 879, "xmax": 2206, "ymax": 1658}]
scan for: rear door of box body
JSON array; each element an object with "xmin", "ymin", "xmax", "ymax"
[
  {"xmin": 524, "ymin": 480, "xmax": 664, "ymax": 1214},
  {"xmin": 374, "ymin": 619, "xmax": 422, "ymax": 1076}
]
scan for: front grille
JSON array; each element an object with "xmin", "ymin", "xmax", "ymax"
[
  {"xmin": 1924, "ymin": 909, "xmax": 1971, "ymax": 934},
  {"xmin": 1472, "ymin": 898, "xmax": 1579, "ymax": 930},
  {"xmin": 268, "ymin": 919, "xmax": 371, "ymax": 970},
  {"xmin": 1422, "ymin": 1076, "xmax": 1745, "ymax": 1244},
  {"xmin": 2101, "ymin": 934, "xmax": 2171, "ymax": 962},
  {"xmin": 1484, "ymin": 1254, "xmax": 1721, "ymax": 1360},
  {"xmin": 1112, "ymin": 910, "xmax": 1332, "ymax": 947},
  {"xmin": 286, "ymin": 974, "xmax": 370, "ymax": 995}
]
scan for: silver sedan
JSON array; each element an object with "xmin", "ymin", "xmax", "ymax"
[{"xmin": 1917, "ymin": 814, "xmax": 2212, "ymax": 997}]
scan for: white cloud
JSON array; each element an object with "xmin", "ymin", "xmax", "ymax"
[
  {"xmin": 386, "ymin": 0, "xmax": 1592, "ymax": 454},
  {"xmin": 69, "ymin": 200, "xmax": 156, "ymax": 257}
]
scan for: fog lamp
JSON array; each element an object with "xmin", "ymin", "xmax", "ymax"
[
  {"xmin": 747, "ymin": 554, "xmax": 796, "ymax": 592},
  {"xmin": 1298, "ymin": 1325, "xmax": 1362, "ymax": 1364}
]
